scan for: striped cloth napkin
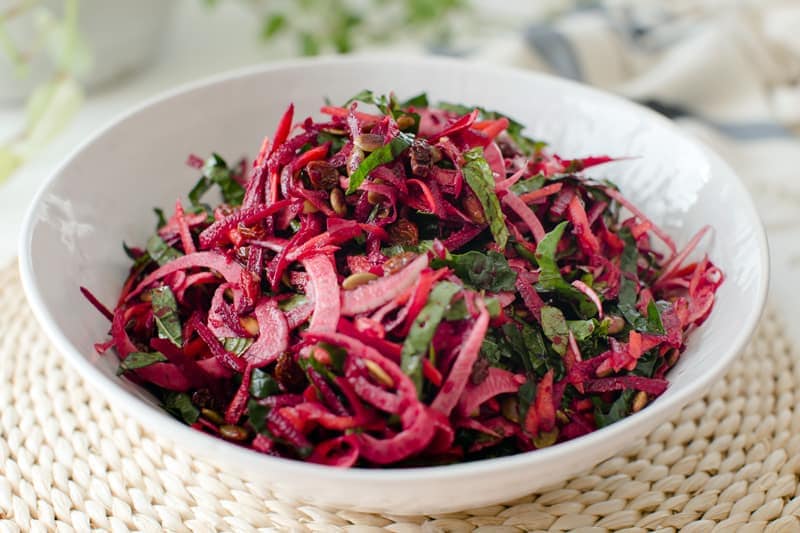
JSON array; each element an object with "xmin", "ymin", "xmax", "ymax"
[{"xmin": 467, "ymin": 1, "xmax": 800, "ymax": 232}]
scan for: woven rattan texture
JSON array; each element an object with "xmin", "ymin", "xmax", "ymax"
[{"xmin": 1, "ymin": 262, "xmax": 799, "ymax": 533}]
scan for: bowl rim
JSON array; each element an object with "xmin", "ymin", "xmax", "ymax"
[{"xmin": 18, "ymin": 54, "xmax": 770, "ymax": 484}]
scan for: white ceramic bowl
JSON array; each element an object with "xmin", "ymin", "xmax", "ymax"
[{"xmin": 19, "ymin": 56, "xmax": 768, "ymax": 514}]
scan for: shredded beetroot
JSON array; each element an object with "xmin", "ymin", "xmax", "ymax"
[{"xmin": 86, "ymin": 93, "xmax": 722, "ymax": 467}]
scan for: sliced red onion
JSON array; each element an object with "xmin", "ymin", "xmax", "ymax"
[
  {"xmin": 572, "ymin": 280, "xmax": 603, "ymax": 319},
  {"xmin": 456, "ymin": 368, "xmax": 525, "ymax": 418},
  {"xmin": 341, "ymin": 254, "xmax": 429, "ymax": 316},
  {"xmin": 301, "ymin": 254, "xmax": 340, "ymax": 333},
  {"xmin": 126, "ymin": 251, "xmax": 253, "ymax": 302},
  {"xmin": 357, "ymin": 402, "xmax": 435, "ymax": 465},
  {"xmin": 432, "ymin": 298, "xmax": 489, "ymax": 416},
  {"xmin": 502, "ymin": 192, "xmax": 545, "ymax": 243},
  {"xmin": 242, "ymin": 299, "xmax": 289, "ymax": 367}
]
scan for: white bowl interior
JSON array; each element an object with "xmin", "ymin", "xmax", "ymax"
[{"xmin": 19, "ymin": 57, "xmax": 767, "ymax": 514}]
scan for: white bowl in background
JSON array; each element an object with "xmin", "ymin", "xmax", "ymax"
[
  {"xmin": 18, "ymin": 56, "xmax": 768, "ymax": 514},
  {"xmin": 0, "ymin": 0, "xmax": 173, "ymax": 104}
]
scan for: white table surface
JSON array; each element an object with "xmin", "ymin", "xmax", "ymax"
[{"xmin": 3, "ymin": 0, "xmax": 798, "ymax": 340}]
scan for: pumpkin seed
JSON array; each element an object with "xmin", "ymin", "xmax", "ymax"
[
  {"xmin": 365, "ymin": 359, "xmax": 394, "ymax": 388},
  {"xmin": 239, "ymin": 316, "xmax": 259, "ymax": 336},
  {"xmin": 533, "ymin": 428, "xmax": 559, "ymax": 448},
  {"xmin": 632, "ymin": 391, "xmax": 649, "ymax": 413},
  {"xmin": 354, "ymin": 133, "xmax": 385, "ymax": 152},
  {"xmin": 201, "ymin": 408, "xmax": 225, "ymax": 425},
  {"xmin": 330, "ymin": 187, "xmax": 347, "ymax": 216},
  {"xmin": 220, "ymin": 424, "xmax": 249, "ymax": 441},
  {"xmin": 342, "ymin": 272, "xmax": 378, "ymax": 290}
]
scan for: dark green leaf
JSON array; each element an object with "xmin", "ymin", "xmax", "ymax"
[
  {"xmin": 509, "ymin": 175, "xmax": 545, "ymax": 196},
  {"xmin": 445, "ymin": 296, "xmax": 501, "ymax": 321},
  {"xmin": 146, "ymin": 234, "xmax": 182, "ymax": 266},
  {"xmin": 188, "ymin": 176, "xmax": 212, "ymax": 207},
  {"xmin": 594, "ymin": 390, "xmax": 634, "ymax": 428},
  {"xmin": 505, "ymin": 124, "xmax": 548, "ymax": 157},
  {"xmin": 617, "ymin": 228, "xmax": 643, "ymax": 329},
  {"xmin": 541, "ymin": 306, "xmax": 569, "ymax": 355},
  {"xmin": 401, "ymin": 92, "xmax": 429, "ymax": 108},
  {"xmin": 616, "ymin": 233, "xmax": 664, "ymax": 334},
  {"xmin": 346, "ymin": 132, "xmax": 414, "ymax": 194},
  {"xmin": 153, "ymin": 207, "xmax": 167, "ymax": 229},
  {"xmin": 517, "ymin": 378, "xmax": 537, "ymax": 424},
  {"xmin": 163, "ymin": 392, "xmax": 199, "ymax": 424},
  {"xmin": 535, "ymin": 221, "xmax": 568, "ymax": 289},
  {"xmin": 381, "ymin": 240, "xmax": 435, "ymax": 258},
  {"xmin": 647, "ymin": 300, "xmax": 666, "ymax": 334},
  {"xmin": 462, "ymin": 147, "xmax": 509, "ymax": 249},
  {"xmin": 479, "ymin": 333, "xmax": 508, "ymax": 368},
  {"xmin": 500, "ymin": 322, "xmax": 531, "ymax": 374},
  {"xmin": 122, "ymin": 241, "xmax": 138, "ymax": 260},
  {"xmin": 437, "ymin": 101, "xmax": 472, "ymax": 115},
  {"xmin": 316, "ymin": 131, "xmax": 347, "ymax": 153},
  {"xmin": 567, "ymin": 319, "xmax": 596, "ymax": 342},
  {"xmin": 432, "ymin": 250, "xmax": 517, "ymax": 292},
  {"xmin": 401, "ymin": 281, "xmax": 461, "ymax": 395},
  {"xmin": 202, "ymin": 153, "xmax": 245, "ymax": 206},
  {"xmin": 534, "ymin": 222, "xmax": 597, "ymax": 318},
  {"xmin": 485, "ymin": 297, "xmax": 501, "ymax": 318},
  {"xmin": 501, "ymin": 321, "xmax": 559, "ymax": 378},
  {"xmin": 116, "ymin": 351, "xmax": 167, "ymax": 375},
  {"xmin": 249, "ymin": 368, "xmax": 281, "ymax": 398},
  {"xmin": 247, "ymin": 399, "xmax": 269, "ymax": 434},
  {"xmin": 123, "ymin": 242, "xmax": 152, "ymax": 271},
  {"xmin": 150, "ymin": 285, "xmax": 182, "ymax": 347},
  {"xmin": 513, "ymin": 242, "xmax": 539, "ymax": 266},
  {"xmin": 633, "ymin": 350, "xmax": 660, "ymax": 378},
  {"xmin": 345, "ymin": 89, "xmax": 394, "ymax": 116},
  {"xmin": 222, "ymin": 337, "xmax": 253, "ymax": 356}
]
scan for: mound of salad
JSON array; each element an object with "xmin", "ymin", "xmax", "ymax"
[{"xmin": 83, "ymin": 91, "xmax": 723, "ymax": 467}]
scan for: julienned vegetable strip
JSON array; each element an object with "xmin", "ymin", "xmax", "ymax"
[{"xmin": 85, "ymin": 92, "xmax": 722, "ymax": 467}]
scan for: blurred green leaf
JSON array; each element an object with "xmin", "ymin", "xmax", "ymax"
[
  {"xmin": 0, "ymin": 19, "xmax": 28, "ymax": 78},
  {"xmin": 299, "ymin": 32, "xmax": 320, "ymax": 56},
  {"xmin": 22, "ymin": 77, "xmax": 83, "ymax": 151},
  {"xmin": 0, "ymin": 148, "xmax": 22, "ymax": 183},
  {"xmin": 34, "ymin": 0, "xmax": 92, "ymax": 77},
  {"xmin": 3, "ymin": 76, "xmax": 83, "ymax": 182},
  {"xmin": 246, "ymin": 0, "xmax": 467, "ymax": 57},
  {"xmin": 261, "ymin": 13, "xmax": 287, "ymax": 40}
]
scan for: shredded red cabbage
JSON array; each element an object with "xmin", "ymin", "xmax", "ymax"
[{"xmin": 85, "ymin": 92, "xmax": 723, "ymax": 467}]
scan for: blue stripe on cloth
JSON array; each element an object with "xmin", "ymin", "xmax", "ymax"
[
  {"xmin": 426, "ymin": 44, "xmax": 472, "ymax": 57},
  {"xmin": 708, "ymin": 121, "xmax": 793, "ymax": 140},
  {"xmin": 640, "ymin": 99, "xmax": 793, "ymax": 140},
  {"xmin": 524, "ymin": 24, "xmax": 583, "ymax": 81}
]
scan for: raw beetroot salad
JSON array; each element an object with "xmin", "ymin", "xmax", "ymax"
[{"xmin": 83, "ymin": 91, "xmax": 723, "ymax": 467}]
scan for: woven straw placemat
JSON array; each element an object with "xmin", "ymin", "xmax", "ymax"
[{"xmin": 2, "ymin": 262, "xmax": 799, "ymax": 533}]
